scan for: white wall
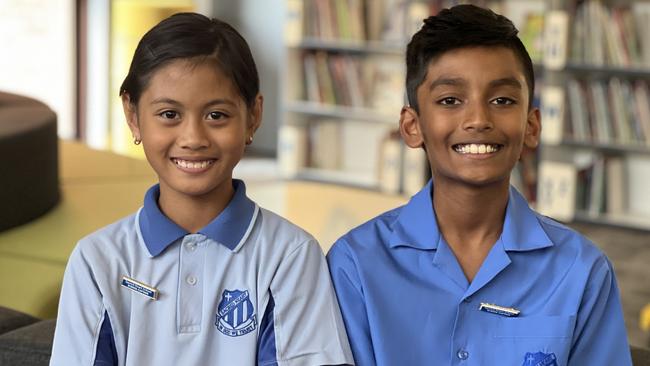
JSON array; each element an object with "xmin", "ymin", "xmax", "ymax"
[
  {"xmin": 0, "ymin": 0, "xmax": 77, "ymax": 139},
  {"xmin": 213, "ymin": 0, "xmax": 285, "ymax": 156}
]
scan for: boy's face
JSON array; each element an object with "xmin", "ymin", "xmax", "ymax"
[
  {"xmin": 400, "ymin": 46, "xmax": 540, "ymax": 189},
  {"xmin": 123, "ymin": 59, "xmax": 262, "ymax": 201}
]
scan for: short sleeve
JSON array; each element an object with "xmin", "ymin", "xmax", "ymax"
[
  {"xmin": 569, "ymin": 257, "xmax": 633, "ymax": 365},
  {"xmin": 50, "ymin": 243, "xmax": 112, "ymax": 366},
  {"xmin": 268, "ymin": 238, "xmax": 354, "ymax": 366},
  {"xmin": 327, "ymin": 240, "xmax": 376, "ymax": 366}
]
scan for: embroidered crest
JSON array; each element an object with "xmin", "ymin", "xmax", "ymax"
[
  {"xmin": 522, "ymin": 352, "xmax": 558, "ymax": 366},
  {"xmin": 215, "ymin": 289, "xmax": 257, "ymax": 337}
]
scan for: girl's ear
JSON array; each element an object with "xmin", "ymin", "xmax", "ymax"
[
  {"xmin": 121, "ymin": 94, "xmax": 141, "ymax": 141},
  {"xmin": 400, "ymin": 106, "xmax": 424, "ymax": 148},
  {"xmin": 524, "ymin": 107, "xmax": 541, "ymax": 149},
  {"xmin": 247, "ymin": 94, "xmax": 263, "ymax": 136}
]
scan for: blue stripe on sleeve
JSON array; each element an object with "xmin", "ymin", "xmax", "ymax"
[
  {"xmin": 257, "ymin": 293, "xmax": 278, "ymax": 366},
  {"xmin": 94, "ymin": 311, "xmax": 118, "ymax": 366}
]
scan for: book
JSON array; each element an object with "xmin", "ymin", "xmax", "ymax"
[
  {"xmin": 542, "ymin": 10, "xmax": 569, "ymax": 70},
  {"xmin": 537, "ymin": 161, "xmax": 577, "ymax": 222},
  {"xmin": 540, "ymin": 86, "xmax": 565, "ymax": 145},
  {"xmin": 403, "ymin": 146, "xmax": 428, "ymax": 196},
  {"xmin": 378, "ymin": 130, "xmax": 402, "ymax": 194},
  {"xmin": 605, "ymin": 156, "xmax": 626, "ymax": 216},
  {"xmin": 278, "ymin": 124, "xmax": 308, "ymax": 177},
  {"xmin": 284, "ymin": 0, "xmax": 303, "ymax": 46},
  {"xmin": 340, "ymin": 120, "xmax": 393, "ymax": 178},
  {"xmin": 309, "ymin": 119, "xmax": 341, "ymax": 170}
]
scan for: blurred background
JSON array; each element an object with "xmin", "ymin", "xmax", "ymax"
[{"xmin": 1, "ymin": 0, "xmax": 650, "ymax": 360}]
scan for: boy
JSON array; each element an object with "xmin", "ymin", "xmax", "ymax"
[{"xmin": 327, "ymin": 5, "xmax": 632, "ymax": 365}]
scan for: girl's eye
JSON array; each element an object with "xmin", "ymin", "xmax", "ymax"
[
  {"xmin": 160, "ymin": 110, "xmax": 179, "ymax": 119},
  {"xmin": 207, "ymin": 111, "xmax": 228, "ymax": 120},
  {"xmin": 492, "ymin": 97, "xmax": 515, "ymax": 105},
  {"xmin": 438, "ymin": 97, "xmax": 461, "ymax": 106}
]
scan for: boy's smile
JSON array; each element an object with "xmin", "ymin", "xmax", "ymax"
[{"xmin": 400, "ymin": 46, "xmax": 540, "ymax": 188}]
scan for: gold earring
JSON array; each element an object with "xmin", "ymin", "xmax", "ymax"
[
  {"xmin": 134, "ymin": 137, "xmax": 141, "ymax": 145},
  {"xmin": 247, "ymin": 136, "xmax": 253, "ymax": 144}
]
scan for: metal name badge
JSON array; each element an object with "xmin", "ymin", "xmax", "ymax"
[
  {"xmin": 479, "ymin": 302, "xmax": 520, "ymax": 317},
  {"xmin": 121, "ymin": 276, "xmax": 159, "ymax": 300}
]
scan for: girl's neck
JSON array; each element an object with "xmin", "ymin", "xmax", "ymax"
[{"xmin": 157, "ymin": 180, "xmax": 235, "ymax": 233}]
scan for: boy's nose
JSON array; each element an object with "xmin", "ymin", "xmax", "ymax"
[
  {"xmin": 462, "ymin": 103, "xmax": 493, "ymax": 132},
  {"xmin": 179, "ymin": 119, "xmax": 210, "ymax": 150}
]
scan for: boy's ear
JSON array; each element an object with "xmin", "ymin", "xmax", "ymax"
[
  {"xmin": 524, "ymin": 107, "xmax": 541, "ymax": 149},
  {"xmin": 400, "ymin": 106, "xmax": 424, "ymax": 148},
  {"xmin": 247, "ymin": 94, "xmax": 263, "ymax": 136},
  {"xmin": 121, "ymin": 94, "xmax": 140, "ymax": 140}
]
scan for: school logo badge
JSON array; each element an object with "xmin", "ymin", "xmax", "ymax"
[
  {"xmin": 521, "ymin": 351, "xmax": 558, "ymax": 366},
  {"xmin": 215, "ymin": 289, "xmax": 257, "ymax": 337}
]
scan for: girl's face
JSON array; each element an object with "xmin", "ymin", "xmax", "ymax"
[{"xmin": 123, "ymin": 58, "xmax": 262, "ymax": 202}]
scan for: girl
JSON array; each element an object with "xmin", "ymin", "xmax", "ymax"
[{"xmin": 50, "ymin": 13, "xmax": 352, "ymax": 366}]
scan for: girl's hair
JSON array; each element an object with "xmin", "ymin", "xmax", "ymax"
[{"xmin": 119, "ymin": 12, "xmax": 259, "ymax": 109}]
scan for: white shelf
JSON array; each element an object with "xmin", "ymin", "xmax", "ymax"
[
  {"xmin": 285, "ymin": 101, "xmax": 399, "ymax": 125},
  {"xmin": 574, "ymin": 211, "xmax": 650, "ymax": 231},
  {"xmin": 295, "ymin": 168, "xmax": 379, "ymax": 190},
  {"xmin": 290, "ymin": 38, "xmax": 405, "ymax": 55}
]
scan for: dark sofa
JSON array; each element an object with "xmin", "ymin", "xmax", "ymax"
[{"xmin": 0, "ymin": 91, "xmax": 59, "ymax": 232}]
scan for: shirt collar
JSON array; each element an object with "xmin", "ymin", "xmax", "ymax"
[
  {"xmin": 388, "ymin": 180, "xmax": 553, "ymax": 251},
  {"xmin": 138, "ymin": 179, "xmax": 257, "ymax": 257}
]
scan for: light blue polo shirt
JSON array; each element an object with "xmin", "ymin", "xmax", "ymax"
[
  {"xmin": 51, "ymin": 179, "xmax": 353, "ymax": 366},
  {"xmin": 327, "ymin": 180, "xmax": 632, "ymax": 366}
]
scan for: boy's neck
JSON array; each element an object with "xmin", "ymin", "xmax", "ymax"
[
  {"xmin": 432, "ymin": 179, "xmax": 510, "ymax": 282},
  {"xmin": 157, "ymin": 181, "xmax": 235, "ymax": 234}
]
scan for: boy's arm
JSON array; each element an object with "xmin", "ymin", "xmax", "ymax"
[
  {"xmin": 569, "ymin": 257, "xmax": 632, "ymax": 365},
  {"xmin": 265, "ymin": 238, "xmax": 354, "ymax": 366},
  {"xmin": 327, "ymin": 241, "xmax": 376, "ymax": 366},
  {"xmin": 50, "ymin": 244, "xmax": 116, "ymax": 366}
]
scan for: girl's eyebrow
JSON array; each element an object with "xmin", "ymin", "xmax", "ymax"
[{"xmin": 150, "ymin": 98, "xmax": 238, "ymax": 108}]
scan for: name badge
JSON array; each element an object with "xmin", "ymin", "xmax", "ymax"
[
  {"xmin": 479, "ymin": 302, "xmax": 520, "ymax": 317},
  {"xmin": 121, "ymin": 276, "xmax": 159, "ymax": 300}
]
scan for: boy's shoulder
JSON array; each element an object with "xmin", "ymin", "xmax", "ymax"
[
  {"xmin": 533, "ymin": 211, "xmax": 610, "ymax": 269},
  {"xmin": 330, "ymin": 204, "xmax": 405, "ymax": 254}
]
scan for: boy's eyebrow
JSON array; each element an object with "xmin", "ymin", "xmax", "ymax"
[
  {"xmin": 428, "ymin": 77, "xmax": 523, "ymax": 91},
  {"xmin": 150, "ymin": 97, "xmax": 238, "ymax": 108},
  {"xmin": 488, "ymin": 77, "xmax": 523, "ymax": 90},
  {"xmin": 428, "ymin": 77, "xmax": 466, "ymax": 91}
]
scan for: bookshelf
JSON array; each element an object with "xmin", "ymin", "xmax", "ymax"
[
  {"xmin": 537, "ymin": 0, "xmax": 650, "ymax": 231},
  {"xmin": 279, "ymin": 0, "xmax": 547, "ymax": 197},
  {"xmin": 279, "ymin": 0, "xmax": 432, "ymax": 194}
]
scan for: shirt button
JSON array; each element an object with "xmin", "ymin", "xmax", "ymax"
[
  {"xmin": 185, "ymin": 242, "xmax": 196, "ymax": 251},
  {"xmin": 457, "ymin": 349, "xmax": 469, "ymax": 360},
  {"xmin": 186, "ymin": 275, "xmax": 198, "ymax": 286}
]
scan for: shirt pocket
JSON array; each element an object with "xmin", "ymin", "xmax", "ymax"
[{"xmin": 489, "ymin": 315, "xmax": 575, "ymax": 365}]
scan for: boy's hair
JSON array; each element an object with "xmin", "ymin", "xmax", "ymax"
[
  {"xmin": 120, "ymin": 13, "xmax": 259, "ymax": 109},
  {"xmin": 406, "ymin": 5, "xmax": 535, "ymax": 113}
]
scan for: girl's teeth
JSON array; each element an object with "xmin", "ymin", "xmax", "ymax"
[{"xmin": 174, "ymin": 159, "xmax": 213, "ymax": 169}]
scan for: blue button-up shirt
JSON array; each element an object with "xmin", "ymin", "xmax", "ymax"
[{"xmin": 327, "ymin": 181, "xmax": 632, "ymax": 365}]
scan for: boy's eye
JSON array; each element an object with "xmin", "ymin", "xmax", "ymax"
[
  {"xmin": 159, "ymin": 110, "xmax": 179, "ymax": 119},
  {"xmin": 438, "ymin": 97, "xmax": 462, "ymax": 105},
  {"xmin": 207, "ymin": 111, "xmax": 228, "ymax": 120},
  {"xmin": 491, "ymin": 97, "xmax": 515, "ymax": 105}
]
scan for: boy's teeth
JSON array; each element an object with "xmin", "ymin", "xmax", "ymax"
[{"xmin": 455, "ymin": 143, "xmax": 500, "ymax": 154}]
